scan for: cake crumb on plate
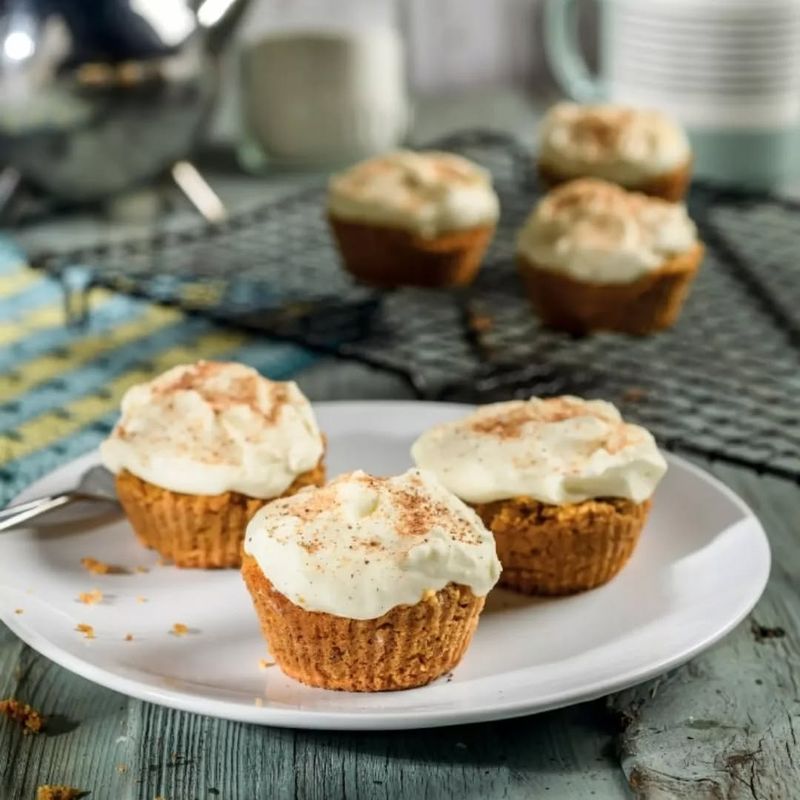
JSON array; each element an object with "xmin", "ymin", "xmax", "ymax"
[
  {"xmin": 170, "ymin": 623, "xmax": 189, "ymax": 637},
  {"xmin": 75, "ymin": 623, "xmax": 95, "ymax": 640},
  {"xmin": 77, "ymin": 589, "xmax": 103, "ymax": 605},
  {"xmin": 80, "ymin": 556, "xmax": 126, "ymax": 575},
  {"xmin": 258, "ymin": 659, "xmax": 275, "ymax": 670}
]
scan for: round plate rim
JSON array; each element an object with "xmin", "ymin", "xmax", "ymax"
[{"xmin": 0, "ymin": 400, "xmax": 771, "ymax": 730}]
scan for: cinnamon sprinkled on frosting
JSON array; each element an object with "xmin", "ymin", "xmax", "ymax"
[
  {"xmin": 244, "ymin": 469, "xmax": 500, "ymax": 619},
  {"xmin": 412, "ymin": 397, "xmax": 667, "ymax": 505},
  {"xmin": 539, "ymin": 103, "xmax": 690, "ymax": 185},
  {"xmin": 328, "ymin": 150, "xmax": 499, "ymax": 238},
  {"xmin": 101, "ymin": 361, "xmax": 323, "ymax": 499},
  {"xmin": 517, "ymin": 179, "xmax": 698, "ymax": 284}
]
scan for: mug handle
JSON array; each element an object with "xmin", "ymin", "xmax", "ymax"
[{"xmin": 544, "ymin": 0, "xmax": 605, "ymax": 102}]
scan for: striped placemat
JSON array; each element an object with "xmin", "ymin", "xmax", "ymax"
[{"xmin": 0, "ymin": 240, "xmax": 317, "ymax": 506}]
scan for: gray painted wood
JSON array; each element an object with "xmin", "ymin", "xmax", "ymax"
[{"xmin": 1, "ymin": 359, "xmax": 796, "ymax": 799}]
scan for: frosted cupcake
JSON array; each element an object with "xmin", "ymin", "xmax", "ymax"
[
  {"xmin": 412, "ymin": 397, "xmax": 667, "ymax": 595},
  {"xmin": 241, "ymin": 469, "xmax": 501, "ymax": 691},
  {"xmin": 327, "ymin": 150, "xmax": 500, "ymax": 288},
  {"xmin": 516, "ymin": 178, "xmax": 703, "ymax": 334},
  {"xmin": 101, "ymin": 361, "xmax": 325, "ymax": 568},
  {"xmin": 538, "ymin": 103, "xmax": 691, "ymax": 201}
]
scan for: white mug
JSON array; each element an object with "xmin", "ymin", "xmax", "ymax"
[
  {"xmin": 241, "ymin": 27, "xmax": 409, "ymax": 166},
  {"xmin": 544, "ymin": 0, "xmax": 800, "ymax": 187}
]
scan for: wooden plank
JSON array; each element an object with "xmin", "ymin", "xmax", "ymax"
[
  {"xmin": 0, "ymin": 623, "xmax": 139, "ymax": 798},
  {"xmin": 609, "ymin": 463, "xmax": 800, "ymax": 800}
]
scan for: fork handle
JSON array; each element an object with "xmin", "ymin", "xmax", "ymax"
[{"xmin": 0, "ymin": 494, "xmax": 75, "ymax": 532}]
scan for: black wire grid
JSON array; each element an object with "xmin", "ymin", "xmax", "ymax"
[{"xmin": 31, "ymin": 131, "xmax": 800, "ymax": 482}]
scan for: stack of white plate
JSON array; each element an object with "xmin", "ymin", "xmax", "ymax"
[{"xmin": 606, "ymin": 0, "xmax": 800, "ymax": 129}]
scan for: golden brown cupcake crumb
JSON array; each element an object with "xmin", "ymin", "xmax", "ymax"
[
  {"xmin": 75, "ymin": 623, "xmax": 96, "ymax": 640},
  {"xmin": 76, "ymin": 589, "xmax": 103, "ymax": 606},
  {"xmin": 0, "ymin": 698, "xmax": 44, "ymax": 734},
  {"xmin": 124, "ymin": 634, "xmax": 134, "ymax": 642},
  {"xmin": 36, "ymin": 786, "xmax": 85, "ymax": 800},
  {"xmin": 170, "ymin": 623, "xmax": 189, "ymax": 637},
  {"xmin": 258, "ymin": 659, "xmax": 275, "ymax": 670},
  {"xmin": 14, "ymin": 608, "xmax": 23, "ymax": 615},
  {"xmin": 80, "ymin": 557, "xmax": 126, "ymax": 575}
]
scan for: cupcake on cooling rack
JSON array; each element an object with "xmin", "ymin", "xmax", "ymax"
[
  {"xmin": 516, "ymin": 178, "xmax": 703, "ymax": 334},
  {"xmin": 241, "ymin": 468, "xmax": 501, "ymax": 691},
  {"xmin": 538, "ymin": 103, "xmax": 691, "ymax": 201},
  {"xmin": 101, "ymin": 361, "xmax": 325, "ymax": 569},
  {"xmin": 412, "ymin": 396, "xmax": 667, "ymax": 596},
  {"xmin": 327, "ymin": 150, "xmax": 500, "ymax": 288}
]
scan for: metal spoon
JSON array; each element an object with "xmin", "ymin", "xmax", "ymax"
[{"xmin": 0, "ymin": 466, "xmax": 119, "ymax": 532}]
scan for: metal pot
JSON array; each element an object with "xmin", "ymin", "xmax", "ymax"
[{"xmin": 0, "ymin": 0, "xmax": 251, "ymax": 203}]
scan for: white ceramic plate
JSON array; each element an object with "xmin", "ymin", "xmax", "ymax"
[{"xmin": 0, "ymin": 402, "xmax": 770, "ymax": 730}]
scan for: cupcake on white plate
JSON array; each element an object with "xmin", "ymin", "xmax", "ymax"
[
  {"xmin": 101, "ymin": 361, "xmax": 326, "ymax": 568},
  {"xmin": 241, "ymin": 468, "xmax": 501, "ymax": 691},
  {"xmin": 538, "ymin": 103, "xmax": 692, "ymax": 201},
  {"xmin": 412, "ymin": 396, "xmax": 667, "ymax": 595}
]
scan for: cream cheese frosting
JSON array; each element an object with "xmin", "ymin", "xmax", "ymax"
[
  {"xmin": 411, "ymin": 397, "xmax": 667, "ymax": 505},
  {"xmin": 516, "ymin": 178, "xmax": 698, "ymax": 284},
  {"xmin": 538, "ymin": 103, "xmax": 690, "ymax": 186},
  {"xmin": 101, "ymin": 361, "xmax": 324, "ymax": 498},
  {"xmin": 244, "ymin": 469, "xmax": 501, "ymax": 619},
  {"xmin": 327, "ymin": 150, "xmax": 500, "ymax": 238}
]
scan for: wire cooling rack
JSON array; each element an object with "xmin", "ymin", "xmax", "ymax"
[{"xmin": 30, "ymin": 130, "xmax": 800, "ymax": 482}]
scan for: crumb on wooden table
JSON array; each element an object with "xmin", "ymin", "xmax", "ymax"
[
  {"xmin": 467, "ymin": 311, "xmax": 494, "ymax": 334},
  {"xmin": 621, "ymin": 386, "xmax": 649, "ymax": 403},
  {"xmin": 258, "ymin": 659, "xmax": 275, "ymax": 671},
  {"xmin": 170, "ymin": 623, "xmax": 189, "ymax": 637},
  {"xmin": 80, "ymin": 556, "xmax": 126, "ymax": 575},
  {"xmin": 115, "ymin": 763, "xmax": 128, "ymax": 774},
  {"xmin": 75, "ymin": 623, "xmax": 96, "ymax": 640},
  {"xmin": 0, "ymin": 698, "xmax": 44, "ymax": 734},
  {"xmin": 36, "ymin": 786, "xmax": 85, "ymax": 800},
  {"xmin": 76, "ymin": 590, "xmax": 103, "ymax": 606}
]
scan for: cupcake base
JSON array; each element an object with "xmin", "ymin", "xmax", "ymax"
[
  {"xmin": 116, "ymin": 460, "xmax": 326, "ymax": 569},
  {"xmin": 241, "ymin": 555, "xmax": 484, "ymax": 691},
  {"xmin": 537, "ymin": 159, "xmax": 692, "ymax": 202},
  {"xmin": 517, "ymin": 243, "xmax": 703, "ymax": 335},
  {"xmin": 472, "ymin": 496, "xmax": 651, "ymax": 595},
  {"xmin": 328, "ymin": 215, "xmax": 495, "ymax": 288}
]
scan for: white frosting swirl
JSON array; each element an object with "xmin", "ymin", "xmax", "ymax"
[
  {"xmin": 327, "ymin": 150, "xmax": 500, "ymax": 238},
  {"xmin": 101, "ymin": 361, "xmax": 324, "ymax": 498},
  {"xmin": 244, "ymin": 469, "xmax": 501, "ymax": 619},
  {"xmin": 411, "ymin": 397, "xmax": 667, "ymax": 505},
  {"xmin": 539, "ymin": 103, "xmax": 690, "ymax": 185},
  {"xmin": 516, "ymin": 178, "xmax": 698, "ymax": 284}
]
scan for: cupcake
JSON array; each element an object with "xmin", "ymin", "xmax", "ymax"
[
  {"xmin": 516, "ymin": 178, "xmax": 703, "ymax": 334},
  {"xmin": 101, "ymin": 361, "xmax": 325, "ymax": 568},
  {"xmin": 538, "ymin": 103, "xmax": 691, "ymax": 201},
  {"xmin": 327, "ymin": 150, "xmax": 499, "ymax": 288},
  {"xmin": 412, "ymin": 397, "xmax": 667, "ymax": 596},
  {"xmin": 241, "ymin": 468, "xmax": 500, "ymax": 691}
]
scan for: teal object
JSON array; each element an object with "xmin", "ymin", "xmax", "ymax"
[{"xmin": 543, "ymin": 0, "xmax": 800, "ymax": 190}]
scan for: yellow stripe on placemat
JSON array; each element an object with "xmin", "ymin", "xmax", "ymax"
[
  {"xmin": 0, "ymin": 266, "xmax": 38, "ymax": 297},
  {"xmin": 0, "ymin": 329, "xmax": 247, "ymax": 464},
  {"xmin": 0, "ymin": 290, "xmax": 114, "ymax": 347},
  {"xmin": 1, "ymin": 304, "xmax": 181, "ymax": 399}
]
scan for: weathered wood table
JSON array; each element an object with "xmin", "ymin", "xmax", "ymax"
[{"xmin": 2, "ymin": 91, "xmax": 798, "ymax": 798}]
